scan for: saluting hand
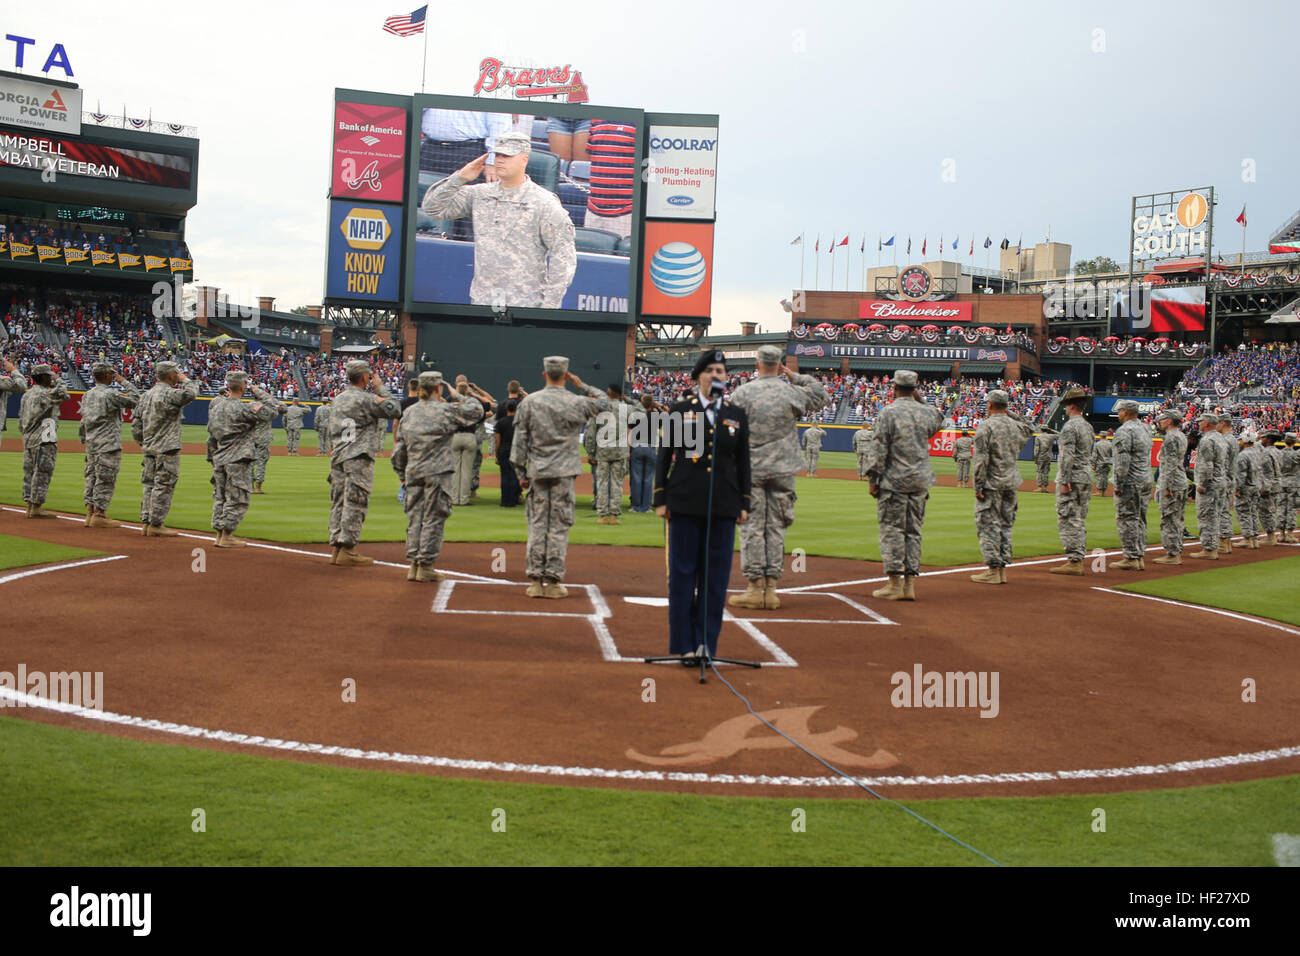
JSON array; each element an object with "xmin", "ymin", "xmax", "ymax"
[{"xmin": 456, "ymin": 154, "xmax": 489, "ymax": 183}]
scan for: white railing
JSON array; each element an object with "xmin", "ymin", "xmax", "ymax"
[{"xmin": 81, "ymin": 113, "xmax": 197, "ymax": 137}]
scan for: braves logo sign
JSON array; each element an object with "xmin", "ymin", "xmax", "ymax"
[
  {"xmin": 346, "ymin": 160, "xmax": 382, "ymax": 193},
  {"xmin": 474, "ymin": 57, "xmax": 589, "ymax": 103},
  {"xmin": 793, "ymin": 343, "xmax": 826, "ymax": 356}
]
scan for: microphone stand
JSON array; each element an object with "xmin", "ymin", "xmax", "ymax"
[{"xmin": 645, "ymin": 380, "xmax": 761, "ymax": 684}]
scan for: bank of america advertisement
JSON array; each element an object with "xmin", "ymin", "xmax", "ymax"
[
  {"xmin": 327, "ymin": 201, "xmax": 403, "ymax": 302},
  {"xmin": 331, "ymin": 101, "xmax": 407, "ymax": 203},
  {"xmin": 645, "ymin": 125, "xmax": 717, "ymax": 220},
  {"xmin": 0, "ymin": 75, "xmax": 82, "ymax": 135}
]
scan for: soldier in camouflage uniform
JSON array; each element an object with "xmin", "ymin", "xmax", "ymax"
[
  {"xmin": 18, "ymin": 364, "xmax": 68, "ymax": 518},
  {"xmin": 728, "ymin": 344, "xmax": 829, "ymax": 609},
  {"xmin": 133, "ymin": 361, "xmax": 199, "ymax": 536},
  {"xmin": 1033, "ymin": 427, "xmax": 1057, "ymax": 492},
  {"xmin": 510, "ymin": 356, "xmax": 610, "ymax": 598},
  {"xmin": 1189, "ymin": 413, "xmax": 1225, "ymax": 559},
  {"xmin": 593, "ymin": 384, "xmax": 632, "ymax": 525},
  {"xmin": 250, "ymin": 388, "xmax": 286, "ymax": 494},
  {"xmin": 1215, "ymin": 414, "xmax": 1238, "ymax": 553},
  {"xmin": 1, "ymin": 357, "xmax": 26, "ymax": 435},
  {"xmin": 582, "ymin": 413, "xmax": 599, "ymax": 510},
  {"xmin": 951, "ymin": 430, "xmax": 974, "ymax": 486},
  {"xmin": 1048, "ymin": 388, "xmax": 1094, "ymax": 575},
  {"xmin": 206, "ymin": 371, "xmax": 277, "ymax": 548},
  {"xmin": 970, "ymin": 389, "xmax": 1034, "ymax": 584},
  {"xmin": 1152, "ymin": 410, "xmax": 1190, "ymax": 564},
  {"xmin": 314, "ymin": 401, "xmax": 332, "ymax": 456},
  {"xmin": 866, "ymin": 370, "xmax": 944, "ymax": 600},
  {"xmin": 421, "ymin": 131, "xmax": 577, "ymax": 309},
  {"xmin": 327, "ymin": 360, "xmax": 402, "ymax": 566},
  {"xmin": 283, "ymin": 400, "xmax": 306, "ymax": 454},
  {"xmin": 1092, "ymin": 432, "xmax": 1113, "ymax": 496},
  {"xmin": 1259, "ymin": 429, "xmax": 1285, "ymax": 546},
  {"xmin": 391, "ymin": 371, "xmax": 484, "ymax": 582},
  {"xmin": 802, "ymin": 423, "xmax": 826, "ymax": 475},
  {"xmin": 1233, "ymin": 430, "xmax": 1263, "ymax": 550},
  {"xmin": 79, "ymin": 362, "xmax": 140, "ymax": 527},
  {"xmin": 1109, "ymin": 400, "xmax": 1153, "ymax": 570},
  {"xmin": 852, "ymin": 424, "xmax": 875, "ymax": 480},
  {"xmin": 1282, "ymin": 433, "xmax": 1300, "ymax": 543}
]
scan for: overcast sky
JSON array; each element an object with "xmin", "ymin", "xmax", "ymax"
[{"xmin": 12, "ymin": 0, "xmax": 1297, "ymax": 332}]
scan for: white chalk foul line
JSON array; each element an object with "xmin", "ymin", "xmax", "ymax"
[
  {"xmin": 0, "ymin": 554, "xmax": 127, "ymax": 586},
  {"xmin": 1091, "ymin": 587, "xmax": 1300, "ymax": 638},
  {"xmin": 2, "ymin": 685, "xmax": 1296, "ymax": 788}
]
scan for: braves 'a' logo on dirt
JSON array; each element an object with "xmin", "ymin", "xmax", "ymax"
[{"xmin": 626, "ymin": 705, "xmax": 899, "ymax": 769}]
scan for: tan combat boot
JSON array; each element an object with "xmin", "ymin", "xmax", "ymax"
[
  {"xmin": 141, "ymin": 523, "xmax": 153, "ymax": 537},
  {"xmin": 1111, "ymin": 557, "xmax": 1141, "ymax": 571},
  {"xmin": 970, "ymin": 567, "xmax": 1001, "ymax": 584},
  {"xmin": 1219, "ymin": 537, "xmax": 1233, "ymax": 554},
  {"xmin": 84, "ymin": 507, "xmax": 94, "ymax": 527},
  {"xmin": 1188, "ymin": 549, "xmax": 1218, "ymax": 560},
  {"xmin": 872, "ymin": 575, "xmax": 905, "ymax": 600},
  {"xmin": 152, "ymin": 524, "xmax": 179, "ymax": 537},
  {"xmin": 1049, "ymin": 560, "xmax": 1084, "ymax": 575},
  {"xmin": 526, "ymin": 578, "xmax": 545, "ymax": 598},
  {"xmin": 1152, "ymin": 553, "xmax": 1182, "ymax": 565},
  {"xmin": 408, "ymin": 561, "xmax": 419, "ymax": 581},
  {"xmin": 214, "ymin": 530, "xmax": 245, "ymax": 549},
  {"xmin": 728, "ymin": 579, "xmax": 766, "ymax": 609},
  {"xmin": 29, "ymin": 503, "xmax": 53, "ymax": 518},
  {"xmin": 252, "ymin": 481, "xmax": 264, "ymax": 495},
  {"xmin": 541, "ymin": 580, "xmax": 568, "ymax": 599},
  {"xmin": 415, "ymin": 564, "xmax": 444, "ymax": 582},
  {"xmin": 94, "ymin": 509, "xmax": 121, "ymax": 528},
  {"xmin": 900, "ymin": 575, "xmax": 916, "ymax": 600},
  {"xmin": 334, "ymin": 547, "xmax": 373, "ymax": 566},
  {"xmin": 1261, "ymin": 532, "xmax": 1275, "ymax": 546},
  {"xmin": 763, "ymin": 577, "xmax": 782, "ymax": 610}
]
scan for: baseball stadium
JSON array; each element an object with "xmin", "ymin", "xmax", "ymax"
[{"xmin": 3, "ymin": 14, "xmax": 1299, "ymax": 885}]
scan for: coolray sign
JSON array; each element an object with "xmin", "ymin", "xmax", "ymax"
[
  {"xmin": 0, "ymin": 74, "xmax": 81, "ymax": 134},
  {"xmin": 0, "ymin": 133, "xmax": 191, "ymax": 187},
  {"xmin": 331, "ymin": 102, "xmax": 407, "ymax": 203},
  {"xmin": 788, "ymin": 342, "xmax": 1016, "ymax": 362},
  {"xmin": 645, "ymin": 125, "xmax": 718, "ymax": 219},
  {"xmin": 858, "ymin": 300, "xmax": 973, "ymax": 321},
  {"xmin": 473, "ymin": 57, "xmax": 588, "ymax": 103},
  {"xmin": 327, "ymin": 201, "xmax": 402, "ymax": 301},
  {"xmin": 1131, "ymin": 187, "xmax": 1213, "ymax": 260}
]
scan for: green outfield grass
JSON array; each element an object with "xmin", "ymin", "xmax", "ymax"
[
  {"xmin": 0, "ymin": 445, "xmax": 1194, "ymax": 566},
  {"xmin": 0, "ymin": 717, "xmax": 1293, "ymax": 866},
  {"xmin": 1117, "ymin": 555, "xmax": 1300, "ymax": 628},
  {"xmin": 0, "ymin": 533, "xmax": 103, "ymax": 572}
]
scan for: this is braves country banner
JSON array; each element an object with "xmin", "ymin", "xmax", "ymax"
[
  {"xmin": 0, "ymin": 134, "xmax": 192, "ymax": 188},
  {"xmin": 789, "ymin": 341, "xmax": 1016, "ymax": 363},
  {"xmin": 858, "ymin": 300, "xmax": 974, "ymax": 322}
]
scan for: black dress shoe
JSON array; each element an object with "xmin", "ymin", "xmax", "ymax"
[{"xmin": 679, "ymin": 654, "xmax": 698, "ymax": 667}]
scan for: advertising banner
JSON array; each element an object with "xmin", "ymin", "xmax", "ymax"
[
  {"xmin": 641, "ymin": 221, "xmax": 714, "ymax": 317},
  {"xmin": 645, "ymin": 125, "xmax": 717, "ymax": 220},
  {"xmin": 787, "ymin": 341, "xmax": 1016, "ymax": 363},
  {"xmin": 0, "ymin": 75, "xmax": 82, "ymax": 135},
  {"xmin": 327, "ymin": 201, "xmax": 403, "ymax": 302},
  {"xmin": 331, "ymin": 101, "xmax": 408, "ymax": 203},
  {"xmin": 857, "ymin": 300, "xmax": 973, "ymax": 322},
  {"xmin": 0, "ymin": 132, "xmax": 192, "ymax": 188}
]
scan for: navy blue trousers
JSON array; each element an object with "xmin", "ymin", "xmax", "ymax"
[
  {"xmin": 628, "ymin": 447, "xmax": 656, "ymax": 512},
  {"xmin": 667, "ymin": 514, "xmax": 736, "ymax": 656}
]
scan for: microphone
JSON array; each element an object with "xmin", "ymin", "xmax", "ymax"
[{"xmin": 708, "ymin": 378, "xmax": 726, "ymax": 397}]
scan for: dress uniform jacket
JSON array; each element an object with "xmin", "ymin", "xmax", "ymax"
[{"xmin": 653, "ymin": 394, "xmax": 752, "ymax": 518}]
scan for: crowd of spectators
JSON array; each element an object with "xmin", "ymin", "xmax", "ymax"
[
  {"xmin": 0, "ymin": 213, "xmax": 191, "ymax": 261},
  {"xmin": 300, "ymin": 351, "xmax": 405, "ymax": 399}
]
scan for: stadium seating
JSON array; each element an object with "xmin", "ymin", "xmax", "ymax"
[
  {"xmin": 525, "ymin": 151, "xmax": 561, "ymax": 194},
  {"xmin": 574, "ymin": 228, "xmax": 621, "ymax": 255}
]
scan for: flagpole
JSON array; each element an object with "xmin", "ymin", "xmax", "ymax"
[
  {"xmin": 800, "ymin": 234, "xmax": 805, "ymax": 291},
  {"xmin": 815, "ymin": 234, "xmax": 820, "ymax": 289},
  {"xmin": 1240, "ymin": 211, "xmax": 1246, "ymax": 277},
  {"xmin": 421, "ymin": 19, "xmax": 429, "ymax": 92},
  {"xmin": 830, "ymin": 240, "xmax": 836, "ymax": 291}
]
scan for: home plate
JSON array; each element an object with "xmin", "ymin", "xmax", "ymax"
[{"xmin": 624, "ymin": 596, "xmax": 669, "ymax": 607}]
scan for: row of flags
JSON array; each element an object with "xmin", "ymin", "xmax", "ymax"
[
  {"xmin": 0, "ymin": 242, "xmax": 191, "ymax": 273},
  {"xmin": 790, "ymin": 233, "xmax": 1023, "ymax": 256}
]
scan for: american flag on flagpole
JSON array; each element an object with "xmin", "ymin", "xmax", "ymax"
[{"xmin": 384, "ymin": 5, "xmax": 428, "ymax": 35}]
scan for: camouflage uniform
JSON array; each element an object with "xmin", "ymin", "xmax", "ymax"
[
  {"xmin": 593, "ymin": 400, "xmax": 632, "ymax": 518},
  {"xmin": 582, "ymin": 417, "xmax": 599, "ymax": 510},
  {"xmin": 1260, "ymin": 438, "xmax": 1284, "ymax": 537},
  {"xmin": 867, "ymin": 395, "xmax": 944, "ymax": 577},
  {"xmin": 19, "ymin": 375, "xmax": 69, "ymax": 506},
  {"xmin": 972, "ymin": 412, "xmax": 1034, "ymax": 569},
  {"xmin": 1092, "ymin": 437, "xmax": 1113, "ymax": 492},
  {"xmin": 328, "ymin": 379, "xmax": 401, "ymax": 548},
  {"xmin": 1033, "ymin": 429, "xmax": 1057, "ymax": 489},
  {"xmin": 451, "ymin": 421, "xmax": 478, "ymax": 506},
  {"xmin": 1156, "ymin": 428, "xmax": 1189, "ymax": 555},
  {"xmin": 729, "ymin": 369, "xmax": 829, "ymax": 583},
  {"xmin": 283, "ymin": 403, "xmax": 306, "ymax": 453},
  {"xmin": 314, "ymin": 403, "xmax": 332, "ymax": 455},
  {"xmin": 852, "ymin": 426, "xmax": 876, "ymax": 478},
  {"xmin": 80, "ymin": 378, "xmax": 140, "ymax": 512},
  {"xmin": 1234, "ymin": 442, "xmax": 1263, "ymax": 542},
  {"xmin": 1193, "ymin": 428, "xmax": 1225, "ymax": 552},
  {"xmin": 251, "ymin": 391, "xmax": 287, "ymax": 486},
  {"xmin": 1112, "ymin": 417, "xmax": 1154, "ymax": 561},
  {"xmin": 207, "ymin": 386, "xmax": 276, "ymax": 534},
  {"xmin": 133, "ymin": 373, "xmax": 200, "ymax": 526},
  {"xmin": 1282, "ymin": 438, "xmax": 1300, "ymax": 537},
  {"xmin": 422, "ymin": 174, "xmax": 577, "ymax": 309},
  {"xmin": 802, "ymin": 425, "xmax": 825, "ymax": 474},
  {"xmin": 1218, "ymin": 426, "xmax": 1239, "ymax": 541},
  {"xmin": 393, "ymin": 391, "xmax": 484, "ymax": 567},
  {"xmin": 0, "ymin": 369, "xmax": 26, "ymax": 434},
  {"xmin": 952, "ymin": 433, "xmax": 974, "ymax": 484},
  {"xmin": 1054, "ymin": 415, "xmax": 1094, "ymax": 561},
  {"xmin": 510, "ymin": 369, "xmax": 609, "ymax": 584}
]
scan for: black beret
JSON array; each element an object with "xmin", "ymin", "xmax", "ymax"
[{"xmin": 691, "ymin": 349, "xmax": 727, "ymax": 379}]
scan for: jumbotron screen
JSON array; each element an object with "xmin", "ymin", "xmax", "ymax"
[{"xmin": 408, "ymin": 100, "xmax": 642, "ymax": 316}]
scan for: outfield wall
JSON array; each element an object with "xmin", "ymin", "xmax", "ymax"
[{"xmin": 2, "ymin": 392, "xmax": 327, "ymax": 430}]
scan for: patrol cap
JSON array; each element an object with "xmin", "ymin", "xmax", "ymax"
[
  {"xmin": 1215, "ymin": 413, "xmax": 1234, "ymax": 425},
  {"xmin": 1286, "ymin": 432, "xmax": 1298, "ymax": 442},
  {"xmin": 345, "ymin": 360, "xmax": 371, "ymax": 378},
  {"xmin": 417, "ymin": 371, "xmax": 441, "ymax": 389},
  {"xmin": 1156, "ymin": 409, "xmax": 1182, "ymax": 423},
  {"xmin": 692, "ymin": 349, "xmax": 727, "ymax": 378},
  {"xmin": 32, "ymin": 363, "xmax": 53, "ymax": 377},
  {"xmin": 91, "ymin": 362, "xmax": 114, "ymax": 377},
  {"xmin": 756, "ymin": 344, "xmax": 784, "ymax": 365},
  {"xmin": 1198, "ymin": 413, "xmax": 1218, "ymax": 424},
  {"xmin": 225, "ymin": 370, "xmax": 247, "ymax": 387},
  {"xmin": 1240, "ymin": 429, "xmax": 1257, "ymax": 443},
  {"xmin": 493, "ymin": 131, "xmax": 532, "ymax": 156},
  {"xmin": 607, "ymin": 382, "xmax": 623, "ymax": 396},
  {"xmin": 892, "ymin": 369, "xmax": 919, "ymax": 387},
  {"xmin": 543, "ymin": 355, "xmax": 569, "ymax": 375},
  {"xmin": 986, "ymin": 389, "xmax": 1010, "ymax": 406},
  {"xmin": 154, "ymin": 361, "xmax": 179, "ymax": 378},
  {"xmin": 1060, "ymin": 386, "xmax": 1088, "ymax": 403},
  {"xmin": 1115, "ymin": 399, "xmax": 1140, "ymax": 413}
]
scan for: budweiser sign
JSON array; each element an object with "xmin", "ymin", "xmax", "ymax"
[
  {"xmin": 859, "ymin": 300, "xmax": 973, "ymax": 321},
  {"xmin": 474, "ymin": 58, "xmax": 589, "ymax": 103}
]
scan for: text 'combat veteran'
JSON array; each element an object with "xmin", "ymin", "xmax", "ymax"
[{"xmin": 421, "ymin": 130, "xmax": 577, "ymax": 310}]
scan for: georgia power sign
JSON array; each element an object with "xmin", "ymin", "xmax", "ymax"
[
  {"xmin": 645, "ymin": 126, "xmax": 717, "ymax": 220},
  {"xmin": 0, "ymin": 74, "xmax": 82, "ymax": 135}
]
